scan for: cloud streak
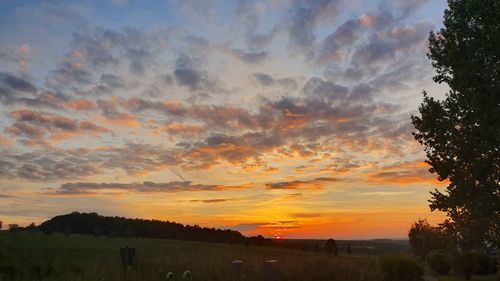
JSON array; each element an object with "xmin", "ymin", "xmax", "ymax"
[{"xmin": 48, "ymin": 181, "xmax": 251, "ymax": 195}]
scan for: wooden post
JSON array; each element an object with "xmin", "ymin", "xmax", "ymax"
[
  {"xmin": 263, "ymin": 260, "xmax": 279, "ymax": 281},
  {"xmin": 232, "ymin": 260, "xmax": 243, "ymax": 281},
  {"xmin": 120, "ymin": 246, "xmax": 135, "ymax": 278}
]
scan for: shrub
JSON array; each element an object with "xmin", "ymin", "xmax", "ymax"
[
  {"xmin": 474, "ymin": 253, "xmax": 495, "ymax": 275},
  {"xmin": 452, "ymin": 251, "xmax": 496, "ymax": 277},
  {"xmin": 380, "ymin": 253, "xmax": 424, "ymax": 281},
  {"xmin": 427, "ymin": 250, "xmax": 451, "ymax": 274},
  {"xmin": 452, "ymin": 253, "xmax": 474, "ymax": 280}
]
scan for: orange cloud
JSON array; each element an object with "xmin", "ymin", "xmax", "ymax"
[
  {"xmin": 365, "ymin": 161, "xmax": 445, "ymax": 185},
  {"xmin": 265, "ymin": 177, "xmax": 344, "ymax": 190},
  {"xmin": 359, "ymin": 15, "xmax": 374, "ymax": 27},
  {"xmin": 0, "ymin": 134, "xmax": 13, "ymax": 146},
  {"xmin": 63, "ymin": 99, "xmax": 95, "ymax": 110}
]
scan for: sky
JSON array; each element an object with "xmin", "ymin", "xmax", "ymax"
[{"xmin": 0, "ymin": 0, "xmax": 450, "ymax": 239}]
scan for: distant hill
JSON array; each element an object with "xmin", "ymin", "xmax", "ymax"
[
  {"xmin": 37, "ymin": 212, "xmax": 274, "ymax": 247},
  {"xmin": 35, "ymin": 212, "xmax": 411, "ymax": 255}
]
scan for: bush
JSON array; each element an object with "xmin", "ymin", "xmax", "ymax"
[
  {"xmin": 380, "ymin": 253, "xmax": 424, "ymax": 281},
  {"xmin": 427, "ymin": 250, "xmax": 451, "ymax": 275},
  {"xmin": 475, "ymin": 253, "xmax": 495, "ymax": 275},
  {"xmin": 452, "ymin": 253, "xmax": 474, "ymax": 280}
]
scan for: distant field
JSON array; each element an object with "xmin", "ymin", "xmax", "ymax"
[
  {"xmin": 0, "ymin": 232, "xmax": 383, "ymax": 281},
  {"xmin": 435, "ymin": 276, "xmax": 497, "ymax": 281}
]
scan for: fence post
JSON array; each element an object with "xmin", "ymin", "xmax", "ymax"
[
  {"xmin": 263, "ymin": 260, "xmax": 279, "ymax": 281},
  {"xmin": 232, "ymin": 260, "xmax": 243, "ymax": 281}
]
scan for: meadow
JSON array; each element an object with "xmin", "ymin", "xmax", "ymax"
[
  {"xmin": 0, "ymin": 232, "xmax": 383, "ymax": 281},
  {"xmin": 1, "ymin": 232, "xmax": 497, "ymax": 281}
]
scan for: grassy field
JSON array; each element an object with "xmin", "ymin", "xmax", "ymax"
[
  {"xmin": 435, "ymin": 275, "xmax": 498, "ymax": 281},
  {"xmin": 0, "ymin": 232, "xmax": 383, "ymax": 281}
]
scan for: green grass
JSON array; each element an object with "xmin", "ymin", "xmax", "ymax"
[{"xmin": 0, "ymin": 232, "xmax": 383, "ymax": 281}]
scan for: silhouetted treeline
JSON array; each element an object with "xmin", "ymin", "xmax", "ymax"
[{"xmin": 37, "ymin": 212, "xmax": 276, "ymax": 247}]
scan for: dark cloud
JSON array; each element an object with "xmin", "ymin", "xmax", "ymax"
[
  {"xmin": 48, "ymin": 181, "xmax": 249, "ymax": 195},
  {"xmin": 315, "ymin": 19, "xmax": 363, "ymax": 65},
  {"xmin": 0, "ymin": 72, "xmax": 38, "ymax": 105},
  {"xmin": 1, "ymin": 72, "xmax": 36, "ymax": 93},
  {"xmin": 0, "ymin": 143, "xmax": 178, "ymax": 181},
  {"xmin": 185, "ymin": 198, "xmax": 238, "ymax": 203},
  {"xmin": 100, "ymin": 74, "xmax": 126, "ymax": 88},
  {"xmin": 173, "ymin": 54, "xmax": 221, "ymax": 92},
  {"xmin": 253, "ymin": 73, "xmax": 275, "ymax": 86},
  {"xmin": 265, "ymin": 177, "xmax": 344, "ymax": 190},
  {"xmin": 5, "ymin": 109, "xmax": 109, "ymax": 145},
  {"xmin": 47, "ymin": 26, "xmax": 159, "ymax": 90},
  {"xmin": 231, "ymin": 49, "xmax": 268, "ymax": 64},
  {"xmin": 352, "ymin": 21, "xmax": 432, "ymax": 66},
  {"xmin": 253, "ymin": 73, "xmax": 298, "ymax": 89},
  {"xmin": 287, "ymin": 0, "xmax": 340, "ymax": 54},
  {"xmin": 0, "ymin": 149, "xmax": 99, "ymax": 181},
  {"xmin": 302, "ymin": 77, "xmax": 349, "ymax": 101}
]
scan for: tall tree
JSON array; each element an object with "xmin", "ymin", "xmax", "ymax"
[{"xmin": 411, "ymin": 0, "xmax": 499, "ymax": 250}]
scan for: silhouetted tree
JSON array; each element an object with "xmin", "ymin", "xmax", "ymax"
[
  {"xmin": 346, "ymin": 244, "xmax": 352, "ymax": 255},
  {"xmin": 93, "ymin": 225, "xmax": 102, "ymax": 237},
  {"xmin": 64, "ymin": 224, "xmax": 72, "ymax": 236},
  {"xmin": 36, "ymin": 212, "xmax": 277, "ymax": 247},
  {"xmin": 123, "ymin": 225, "xmax": 134, "ymax": 238},
  {"xmin": 324, "ymin": 239, "xmax": 338, "ymax": 256},
  {"xmin": 411, "ymin": 0, "xmax": 500, "ymax": 250},
  {"xmin": 44, "ymin": 226, "xmax": 53, "ymax": 235},
  {"xmin": 26, "ymin": 222, "xmax": 37, "ymax": 233},
  {"xmin": 408, "ymin": 219, "xmax": 449, "ymax": 258},
  {"xmin": 8, "ymin": 224, "xmax": 19, "ymax": 233},
  {"xmin": 0, "ymin": 220, "xmax": 3, "ymax": 230}
]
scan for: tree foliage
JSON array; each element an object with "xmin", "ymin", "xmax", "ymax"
[
  {"xmin": 37, "ymin": 212, "xmax": 277, "ymax": 247},
  {"xmin": 324, "ymin": 238, "xmax": 338, "ymax": 256},
  {"xmin": 411, "ymin": 0, "xmax": 500, "ymax": 250},
  {"xmin": 408, "ymin": 219, "xmax": 449, "ymax": 258}
]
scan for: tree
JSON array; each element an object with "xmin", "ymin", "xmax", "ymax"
[
  {"xmin": 26, "ymin": 222, "xmax": 37, "ymax": 233},
  {"xmin": 411, "ymin": 0, "xmax": 500, "ymax": 251},
  {"xmin": 64, "ymin": 224, "xmax": 72, "ymax": 236},
  {"xmin": 93, "ymin": 225, "xmax": 102, "ymax": 237},
  {"xmin": 8, "ymin": 224, "xmax": 19, "ymax": 233},
  {"xmin": 324, "ymin": 239, "xmax": 338, "ymax": 256},
  {"xmin": 0, "ymin": 220, "xmax": 3, "ymax": 230},
  {"xmin": 408, "ymin": 219, "xmax": 449, "ymax": 258},
  {"xmin": 346, "ymin": 244, "xmax": 352, "ymax": 255}
]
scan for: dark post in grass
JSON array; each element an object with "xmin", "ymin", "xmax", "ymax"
[
  {"xmin": 120, "ymin": 246, "xmax": 135, "ymax": 277},
  {"xmin": 263, "ymin": 260, "xmax": 279, "ymax": 281},
  {"xmin": 232, "ymin": 260, "xmax": 242, "ymax": 281}
]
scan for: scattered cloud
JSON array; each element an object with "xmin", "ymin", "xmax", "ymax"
[{"xmin": 47, "ymin": 181, "xmax": 251, "ymax": 195}]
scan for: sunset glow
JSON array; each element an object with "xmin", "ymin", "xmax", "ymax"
[{"xmin": 0, "ymin": 0, "xmax": 449, "ymax": 239}]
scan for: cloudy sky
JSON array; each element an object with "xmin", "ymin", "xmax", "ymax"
[{"xmin": 0, "ymin": 0, "xmax": 449, "ymax": 239}]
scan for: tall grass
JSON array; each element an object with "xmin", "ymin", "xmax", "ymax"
[{"xmin": 0, "ymin": 232, "xmax": 383, "ymax": 281}]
